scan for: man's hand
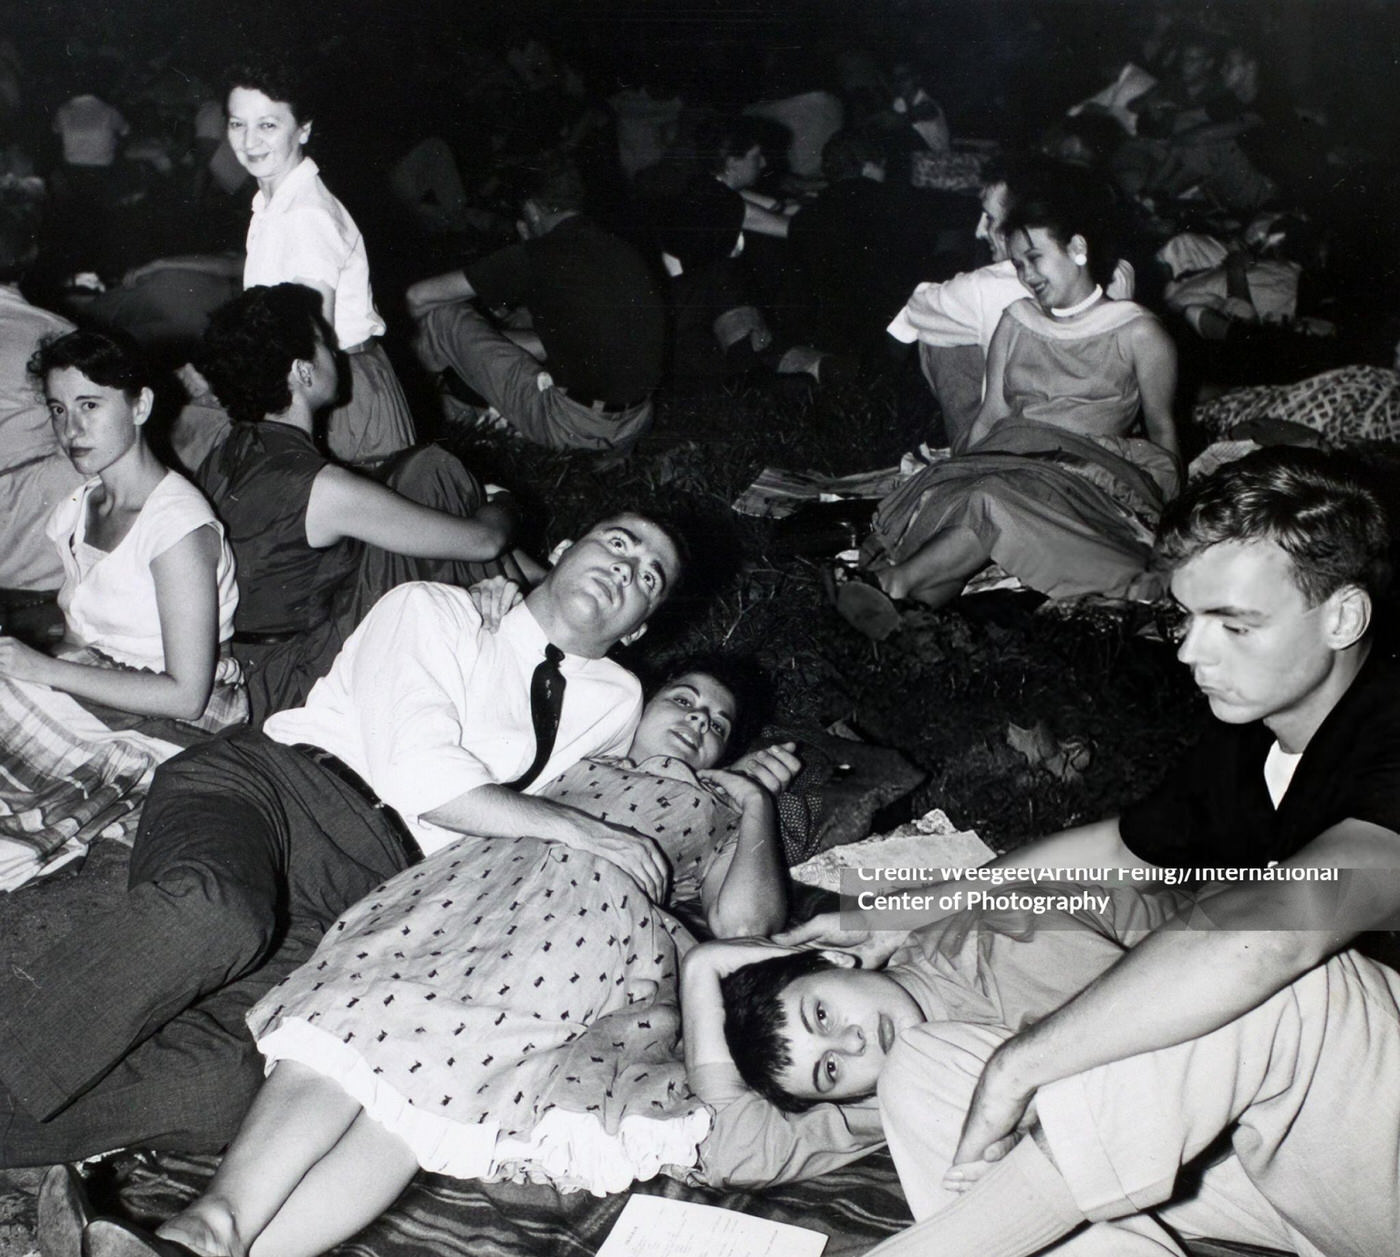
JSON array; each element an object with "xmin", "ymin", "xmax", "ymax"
[
  {"xmin": 944, "ymin": 1042, "xmax": 1036, "ymax": 1190},
  {"xmin": 773, "ymin": 911, "xmax": 907, "ymax": 971},
  {"xmin": 467, "ymin": 576, "xmax": 523, "ymax": 633},
  {"xmin": 727, "ymin": 742, "xmax": 801, "ymax": 794},
  {"xmin": 560, "ymin": 815, "xmax": 672, "ymax": 904}
]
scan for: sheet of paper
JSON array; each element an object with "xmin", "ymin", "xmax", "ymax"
[
  {"xmin": 790, "ymin": 808, "xmax": 995, "ymax": 892},
  {"xmin": 596, "ymin": 1195, "xmax": 827, "ymax": 1257}
]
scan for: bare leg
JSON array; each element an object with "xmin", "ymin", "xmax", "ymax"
[
  {"xmin": 879, "ymin": 525, "xmax": 992, "ymax": 609},
  {"xmin": 244, "ymin": 1108, "xmax": 418, "ymax": 1257},
  {"xmin": 155, "ymin": 1062, "xmax": 364, "ymax": 1257}
]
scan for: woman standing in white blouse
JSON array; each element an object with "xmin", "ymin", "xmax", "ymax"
[{"xmin": 226, "ymin": 55, "xmax": 415, "ymax": 466}]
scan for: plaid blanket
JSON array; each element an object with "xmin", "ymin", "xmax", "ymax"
[
  {"xmin": 0, "ymin": 677, "xmax": 178, "ymax": 883},
  {"xmin": 0, "ymin": 642, "xmax": 248, "ymax": 890}
]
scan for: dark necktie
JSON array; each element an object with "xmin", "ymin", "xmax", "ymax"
[{"xmin": 505, "ymin": 644, "xmax": 567, "ymax": 791}]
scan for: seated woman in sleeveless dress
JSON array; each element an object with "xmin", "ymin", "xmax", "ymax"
[
  {"xmin": 0, "ymin": 331, "xmax": 243, "ymax": 886},
  {"xmin": 194, "ymin": 282, "xmax": 524, "ymax": 722},
  {"xmin": 85, "ymin": 657, "xmax": 793, "ymax": 1257},
  {"xmin": 841, "ymin": 166, "xmax": 1180, "ymax": 639}
]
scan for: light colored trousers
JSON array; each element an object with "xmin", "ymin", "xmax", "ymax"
[{"xmin": 877, "ymin": 950, "xmax": 1400, "ymax": 1257}]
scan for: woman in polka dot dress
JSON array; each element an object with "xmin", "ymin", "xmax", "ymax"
[{"xmin": 133, "ymin": 662, "xmax": 793, "ymax": 1257}]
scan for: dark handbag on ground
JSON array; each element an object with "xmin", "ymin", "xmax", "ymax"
[{"xmin": 768, "ymin": 500, "xmax": 873, "ymax": 558}]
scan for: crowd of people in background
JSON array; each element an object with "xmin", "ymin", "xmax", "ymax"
[{"xmin": 2, "ymin": 3, "xmax": 1400, "ymax": 1257}]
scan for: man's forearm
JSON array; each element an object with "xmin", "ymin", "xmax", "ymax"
[
  {"xmin": 995, "ymin": 882, "xmax": 1337, "ymax": 1097},
  {"xmin": 989, "ymin": 817, "xmax": 1150, "ymax": 877},
  {"xmin": 421, "ymin": 782, "xmax": 589, "ymax": 844}
]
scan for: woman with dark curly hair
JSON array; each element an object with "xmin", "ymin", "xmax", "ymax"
[
  {"xmin": 225, "ymin": 53, "xmax": 414, "ymax": 466},
  {"xmin": 76, "ymin": 658, "xmax": 793, "ymax": 1257},
  {"xmin": 194, "ymin": 282, "xmax": 520, "ymax": 721},
  {"xmin": 0, "ymin": 331, "xmax": 243, "ymax": 885}
]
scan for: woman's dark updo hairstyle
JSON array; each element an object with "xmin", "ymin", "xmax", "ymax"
[
  {"xmin": 197, "ymin": 283, "xmax": 327, "ymax": 425},
  {"xmin": 1000, "ymin": 161, "xmax": 1121, "ymax": 290},
  {"xmin": 225, "ymin": 52, "xmax": 314, "ymax": 125},
  {"xmin": 649, "ymin": 651, "xmax": 770, "ymax": 764},
  {"xmin": 29, "ymin": 328, "xmax": 152, "ymax": 399}
]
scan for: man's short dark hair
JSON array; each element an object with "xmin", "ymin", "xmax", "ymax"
[
  {"xmin": 1155, "ymin": 446, "xmax": 1393, "ymax": 608},
  {"xmin": 720, "ymin": 951, "xmax": 836, "ymax": 1113},
  {"xmin": 697, "ymin": 115, "xmax": 769, "ymax": 176},
  {"xmin": 515, "ymin": 154, "xmax": 586, "ymax": 216},
  {"xmin": 197, "ymin": 283, "xmax": 329, "ymax": 425}
]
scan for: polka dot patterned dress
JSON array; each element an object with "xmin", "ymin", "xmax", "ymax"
[{"xmin": 248, "ymin": 756, "xmax": 740, "ymax": 1194}]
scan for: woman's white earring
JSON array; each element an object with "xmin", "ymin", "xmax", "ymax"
[{"xmin": 1072, "ymin": 253, "xmax": 1088, "ymax": 266}]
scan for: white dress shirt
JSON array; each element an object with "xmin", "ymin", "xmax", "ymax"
[{"xmin": 265, "ymin": 583, "xmax": 642, "ymax": 854}]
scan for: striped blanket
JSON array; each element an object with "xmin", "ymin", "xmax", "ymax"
[
  {"xmin": 109, "ymin": 1146, "xmax": 913, "ymax": 1257},
  {"xmin": 102, "ymin": 1147, "xmax": 1294, "ymax": 1257}
]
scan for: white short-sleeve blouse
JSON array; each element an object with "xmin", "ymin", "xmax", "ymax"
[
  {"xmin": 47, "ymin": 470, "xmax": 239, "ymax": 670},
  {"xmin": 243, "ymin": 156, "xmax": 385, "ymax": 349}
]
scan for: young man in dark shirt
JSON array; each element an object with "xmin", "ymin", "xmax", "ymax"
[
  {"xmin": 784, "ymin": 446, "xmax": 1399, "ymax": 1257},
  {"xmin": 408, "ymin": 156, "xmax": 665, "ymax": 453}
]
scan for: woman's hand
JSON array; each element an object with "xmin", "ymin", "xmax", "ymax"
[
  {"xmin": 726, "ymin": 742, "xmax": 801, "ymax": 795},
  {"xmin": 696, "ymin": 767, "xmax": 770, "ymax": 815},
  {"xmin": 468, "ymin": 576, "xmax": 523, "ymax": 633},
  {"xmin": 0, "ymin": 636, "xmax": 54, "ymax": 684}
]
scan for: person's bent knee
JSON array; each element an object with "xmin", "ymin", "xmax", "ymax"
[{"xmin": 130, "ymin": 864, "xmax": 278, "ymax": 972}]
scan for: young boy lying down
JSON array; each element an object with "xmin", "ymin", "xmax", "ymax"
[{"xmin": 681, "ymin": 882, "xmax": 1183, "ymax": 1187}]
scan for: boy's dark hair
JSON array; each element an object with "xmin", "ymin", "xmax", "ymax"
[
  {"xmin": 29, "ymin": 328, "xmax": 152, "ymax": 398},
  {"xmin": 651, "ymin": 651, "xmax": 769, "ymax": 763},
  {"xmin": 514, "ymin": 154, "xmax": 587, "ymax": 216},
  {"xmin": 197, "ymin": 283, "xmax": 330, "ymax": 425},
  {"xmin": 720, "ymin": 951, "xmax": 836, "ymax": 1113},
  {"xmin": 1155, "ymin": 446, "xmax": 1393, "ymax": 609},
  {"xmin": 225, "ymin": 53, "xmax": 314, "ymax": 124},
  {"xmin": 1000, "ymin": 161, "xmax": 1120, "ymax": 290},
  {"xmin": 696, "ymin": 115, "xmax": 769, "ymax": 176}
]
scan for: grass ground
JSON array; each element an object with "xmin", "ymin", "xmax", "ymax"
[{"xmin": 443, "ymin": 363, "xmax": 1211, "ymax": 851}]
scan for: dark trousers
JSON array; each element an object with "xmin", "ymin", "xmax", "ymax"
[{"xmin": 0, "ymin": 731, "xmax": 411, "ymax": 1166}]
